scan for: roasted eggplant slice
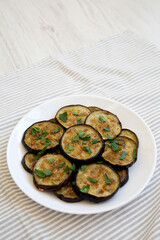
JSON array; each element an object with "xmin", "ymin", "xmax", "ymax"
[
  {"xmin": 74, "ymin": 163, "xmax": 120, "ymax": 202},
  {"xmin": 22, "ymin": 121, "xmax": 64, "ymax": 153},
  {"xmin": 33, "ymin": 153, "xmax": 73, "ymax": 190},
  {"xmin": 21, "ymin": 152, "xmax": 37, "ymax": 173},
  {"xmin": 102, "ymin": 136, "xmax": 137, "ymax": 169},
  {"xmin": 55, "ymin": 105, "xmax": 91, "ymax": 128},
  {"xmin": 88, "ymin": 106, "xmax": 102, "ymax": 112},
  {"xmin": 54, "ymin": 181, "xmax": 83, "ymax": 203},
  {"xmin": 117, "ymin": 169, "xmax": 129, "ymax": 187},
  {"xmin": 60, "ymin": 124, "xmax": 104, "ymax": 164},
  {"xmin": 119, "ymin": 129, "xmax": 139, "ymax": 147},
  {"xmin": 85, "ymin": 110, "xmax": 122, "ymax": 140}
]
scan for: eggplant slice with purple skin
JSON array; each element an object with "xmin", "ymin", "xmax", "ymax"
[
  {"xmin": 60, "ymin": 124, "xmax": 104, "ymax": 165},
  {"xmin": 21, "ymin": 152, "xmax": 37, "ymax": 173},
  {"xmin": 88, "ymin": 106, "xmax": 102, "ymax": 112},
  {"xmin": 74, "ymin": 163, "xmax": 120, "ymax": 203},
  {"xmin": 85, "ymin": 110, "xmax": 122, "ymax": 140},
  {"xmin": 55, "ymin": 105, "xmax": 91, "ymax": 129},
  {"xmin": 22, "ymin": 121, "xmax": 64, "ymax": 153},
  {"xmin": 54, "ymin": 181, "xmax": 83, "ymax": 203},
  {"xmin": 102, "ymin": 136, "xmax": 137, "ymax": 169},
  {"xmin": 119, "ymin": 129, "xmax": 139, "ymax": 147},
  {"xmin": 33, "ymin": 153, "xmax": 73, "ymax": 190},
  {"xmin": 117, "ymin": 169, "xmax": 129, "ymax": 187}
]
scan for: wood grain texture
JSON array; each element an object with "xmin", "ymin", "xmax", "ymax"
[{"xmin": 0, "ymin": 0, "xmax": 160, "ymax": 76}]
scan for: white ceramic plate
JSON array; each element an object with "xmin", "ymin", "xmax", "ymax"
[{"xmin": 7, "ymin": 95, "xmax": 157, "ymax": 214}]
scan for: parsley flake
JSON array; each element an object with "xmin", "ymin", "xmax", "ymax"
[
  {"xmin": 59, "ymin": 112, "xmax": 68, "ymax": 122},
  {"xmin": 52, "ymin": 127, "xmax": 60, "ymax": 133},
  {"xmin": 32, "ymin": 127, "xmax": 40, "ymax": 136},
  {"xmin": 73, "ymin": 112, "xmax": 82, "ymax": 116},
  {"xmin": 104, "ymin": 125, "xmax": 110, "ymax": 131},
  {"xmin": 77, "ymin": 118, "xmax": 82, "ymax": 124},
  {"xmin": 120, "ymin": 151, "xmax": 128, "ymax": 160},
  {"xmin": 33, "ymin": 146, "xmax": 47, "ymax": 160},
  {"xmin": 49, "ymin": 158, "xmax": 55, "ymax": 164},
  {"xmin": 82, "ymin": 146, "xmax": 92, "ymax": 155},
  {"xmin": 80, "ymin": 185, "xmax": 90, "ymax": 193},
  {"xmin": 81, "ymin": 165, "xmax": 87, "ymax": 171},
  {"xmin": 66, "ymin": 145, "xmax": 75, "ymax": 154},
  {"xmin": 99, "ymin": 116, "xmax": 106, "ymax": 122},
  {"xmin": 87, "ymin": 177, "xmax": 98, "ymax": 183},
  {"xmin": 91, "ymin": 138, "xmax": 100, "ymax": 144},
  {"xmin": 132, "ymin": 149, "xmax": 136, "ymax": 158},
  {"xmin": 105, "ymin": 173, "xmax": 112, "ymax": 184},
  {"xmin": 34, "ymin": 169, "xmax": 53, "ymax": 178},
  {"xmin": 77, "ymin": 131, "xmax": 91, "ymax": 140},
  {"xmin": 58, "ymin": 162, "xmax": 65, "ymax": 168}
]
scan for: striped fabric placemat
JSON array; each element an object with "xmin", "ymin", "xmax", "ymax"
[{"xmin": 0, "ymin": 31, "xmax": 159, "ymax": 240}]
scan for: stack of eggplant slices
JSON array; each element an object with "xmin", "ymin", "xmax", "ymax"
[{"xmin": 22, "ymin": 105, "xmax": 139, "ymax": 203}]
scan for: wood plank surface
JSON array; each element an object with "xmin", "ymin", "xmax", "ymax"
[{"xmin": 0, "ymin": 0, "xmax": 160, "ymax": 76}]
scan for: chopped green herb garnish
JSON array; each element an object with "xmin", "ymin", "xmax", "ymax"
[
  {"xmin": 51, "ymin": 181, "xmax": 55, "ymax": 185},
  {"xmin": 91, "ymin": 138, "xmax": 100, "ymax": 144},
  {"xmin": 77, "ymin": 131, "xmax": 91, "ymax": 140},
  {"xmin": 107, "ymin": 133, "xmax": 115, "ymax": 140},
  {"xmin": 49, "ymin": 158, "xmax": 55, "ymax": 164},
  {"xmin": 52, "ymin": 127, "xmax": 60, "ymax": 133},
  {"xmin": 42, "ymin": 129, "xmax": 47, "ymax": 135},
  {"xmin": 99, "ymin": 116, "xmax": 106, "ymax": 122},
  {"xmin": 71, "ymin": 135, "xmax": 80, "ymax": 143},
  {"xmin": 132, "ymin": 149, "xmax": 136, "ymax": 158},
  {"xmin": 81, "ymin": 165, "xmax": 87, "ymax": 171},
  {"xmin": 63, "ymin": 163, "xmax": 76, "ymax": 174},
  {"xmin": 97, "ymin": 161, "xmax": 103, "ymax": 163},
  {"xmin": 105, "ymin": 143, "xmax": 112, "ymax": 148},
  {"xmin": 80, "ymin": 185, "xmax": 90, "ymax": 193},
  {"xmin": 33, "ymin": 146, "xmax": 47, "ymax": 160},
  {"xmin": 63, "ymin": 165, "xmax": 71, "ymax": 174},
  {"xmin": 77, "ymin": 118, "xmax": 82, "ymax": 124},
  {"xmin": 83, "ymin": 141, "xmax": 87, "ymax": 145},
  {"xmin": 104, "ymin": 125, "xmax": 110, "ymax": 131},
  {"xmin": 120, "ymin": 151, "xmax": 128, "ymax": 160},
  {"xmin": 59, "ymin": 112, "xmax": 68, "ymax": 122},
  {"xmin": 105, "ymin": 173, "xmax": 112, "ymax": 184},
  {"xmin": 82, "ymin": 146, "xmax": 92, "ymax": 155},
  {"xmin": 56, "ymin": 138, "xmax": 59, "ymax": 142},
  {"xmin": 45, "ymin": 138, "xmax": 51, "ymax": 146},
  {"xmin": 66, "ymin": 145, "xmax": 75, "ymax": 154},
  {"xmin": 34, "ymin": 169, "xmax": 53, "ymax": 178},
  {"xmin": 87, "ymin": 177, "xmax": 98, "ymax": 183},
  {"xmin": 114, "ymin": 140, "xmax": 123, "ymax": 145},
  {"xmin": 41, "ymin": 138, "xmax": 51, "ymax": 146},
  {"xmin": 111, "ymin": 141, "xmax": 121, "ymax": 152},
  {"xmin": 58, "ymin": 162, "xmax": 65, "ymax": 168},
  {"xmin": 72, "ymin": 163, "xmax": 76, "ymax": 171},
  {"xmin": 32, "ymin": 127, "xmax": 40, "ymax": 136},
  {"xmin": 73, "ymin": 112, "xmax": 82, "ymax": 116}
]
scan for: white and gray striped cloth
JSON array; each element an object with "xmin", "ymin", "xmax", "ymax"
[{"xmin": 0, "ymin": 31, "xmax": 160, "ymax": 240}]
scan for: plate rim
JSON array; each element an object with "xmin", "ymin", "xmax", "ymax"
[{"xmin": 7, "ymin": 95, "xmax": 157, "ymax": 214}]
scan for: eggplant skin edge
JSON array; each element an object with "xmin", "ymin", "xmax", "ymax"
[
  {"xmin": 54, "ymin": 191, "xmax": 83, "ymax": 203},
  {"xmin": 73, "ymin": 163, "xmax": 120, "ymax": 203},
  {"xmin": 22, "ymin": 120, "xmax": 62, "ymax": 154},
  {"xmin": 21, "ymin": 153, "xmax": 34, "ymax": 174},
  {"xmin": 118, "ymin": 169, "xmax": 129, "ymax": 188},
  {"xmin": 59, "ymin": 124, "xmax": 105, "ymax": 165},
  {"xmin": 120, "ymin": 128, "xmax": 139, "ymax": 148},
  {"xmin": 33, "ymin": 174, "xmax": 72, "ymax": 191}
]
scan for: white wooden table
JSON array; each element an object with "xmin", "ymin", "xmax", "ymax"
[{"xmin": 1, "ymin": 0, "xmax": 160, "ymax": 76}]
